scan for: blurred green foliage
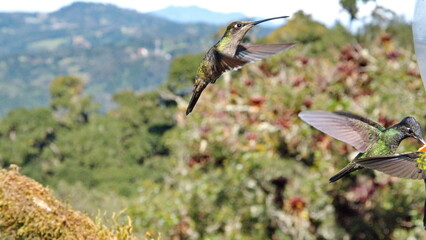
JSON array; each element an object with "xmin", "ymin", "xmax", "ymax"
[
  {"xmin": 0, "ymin": 76, "xmax": 175, "ymax": 197},
  {"xmin": 1, "ymin": 4, "xmax": 426, "ymax": 240}
]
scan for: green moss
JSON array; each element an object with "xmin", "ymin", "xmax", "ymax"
[{"xmin": 0, "ymin": 167, "xmax": 134, "ymax": 239}]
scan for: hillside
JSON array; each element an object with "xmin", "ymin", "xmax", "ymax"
[
  {"xmin": 0, "ymin": 2, "xmax": 218, "ymax": 57},
  {"xmin": 0, "ymin": 2, "xmax": 218, "ymax": 115}
]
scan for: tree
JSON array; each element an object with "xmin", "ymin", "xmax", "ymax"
[
  {"xmin": 49, "ymin": 75, "xmax": 98, "ymax": 125},
  {"xmin": 339, "ymin": 0, "xmax": 376, "ymax": 22},
  {"xmin": 165, "ymin": 54, "xmax": 203, "ymax": 94}
]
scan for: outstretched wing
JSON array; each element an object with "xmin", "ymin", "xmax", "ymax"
[
  {"xmin": 213, "ymin": 50, "xmax": 248, "ymax": 76},
  {"xmin": 211, "ymin": 43, "xmax": 295, "ymax": 80},
  {"xmin": 355, "ymin": 152, "xmax": 426, "ymax": 179},
  {"xmin": 235, "ymin": 43, "xmax": 296, "ymax": 62},
  {"xmin": 298, "ymin": 111, "xmax": 384, "ymax": 152}
]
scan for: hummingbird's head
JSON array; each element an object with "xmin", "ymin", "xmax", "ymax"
[
  {"xmin": 397, "ymin": 116, "xmax": 426, "ymax": 144},
  {"xmin": 223, "ymin": 21, "xmax": 256, "ymax": 40},
  {"xmin": 223, "ymin": 16, "xmax": 288, "ymax": 40}
]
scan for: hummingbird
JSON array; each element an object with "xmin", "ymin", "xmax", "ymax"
[
  {"xmin": 298, "ymin": 111, "xmax": 426, "ymax": 182},
  {"xmin": 354, "ymin": 151, "xmax": 426, "ymax": 229},
  {"xmin": 185, "ymin": 16, "xmax": 296, "ymax": 115}
]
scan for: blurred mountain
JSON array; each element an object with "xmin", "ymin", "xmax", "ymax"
[
  {"xmin": 148, "ymin": 6, "xmax": 246, "ymax": 25},
  {"xmin": 0, "ymin": 2, "xmax": 218, "ymax": 115},
  {"xmin": 148, "ymin": 5, "xmax": 284, "ymax": 29}
]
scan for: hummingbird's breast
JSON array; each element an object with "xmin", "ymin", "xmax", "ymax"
[
  {"xmin": 197, "ymin": 48, "xmax": 226, "ymax": 83},
  {"xmin": 215, "ymin": 37, "xmax": 239, "ymax": 56}
]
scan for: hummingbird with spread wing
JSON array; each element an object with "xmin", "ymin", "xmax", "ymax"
[
  {"xmin": 185, "ymin": 16, "xmax": 295, "ymax": 115},
  {"xmin": 298, "ymin": 111, "xmax": 426, "ymax": 182}
]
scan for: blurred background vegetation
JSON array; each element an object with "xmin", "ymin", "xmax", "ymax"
[{"xmin": 1, "ymin": 0, "xmax": 426, "ymax": 239}]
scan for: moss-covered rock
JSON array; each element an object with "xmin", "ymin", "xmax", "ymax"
[{"xmin": 0, "ymin": 166, "xmax": 134, "ymax": 239}]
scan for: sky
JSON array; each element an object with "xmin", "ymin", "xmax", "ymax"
[{"xmin": 0, "ymin": 0, "xmax": 416, "ymax": 27}]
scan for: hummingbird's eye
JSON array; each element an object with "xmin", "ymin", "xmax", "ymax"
[{"xmin": 235, "ymin": 23, "xmax": 242, "ymax": 28}]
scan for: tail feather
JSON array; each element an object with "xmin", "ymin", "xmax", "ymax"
[
  {"xmin": 329, "ymin": 163, "xmax": 359, "ymax": 183},
  {"xmin": 186, "ymin": 82, "xmax": 208, "ymax": 115}
]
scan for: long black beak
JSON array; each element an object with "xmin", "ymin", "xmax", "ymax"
[
  {"xmin": 417, "ymin": 135, "xmax": 426, "ymax": 145},
  {"xmin": 251, "ymin": 16, "xmax": 288, "ymax": 26}
]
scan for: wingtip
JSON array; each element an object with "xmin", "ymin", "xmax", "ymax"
[
  {"xmin": 298, "ymin": 111, "xmax": 312, "ymax": 123},
  {"xmin": 298, "ymin": 111, "xmax": 306, "ymax": 117},
  {"xmin": 298, "ymin": 110, "xmax": 333, "ymax": 121},
  {"xmin": 298, "ymin": 111, "xmax": 313, "ymax": 120}
]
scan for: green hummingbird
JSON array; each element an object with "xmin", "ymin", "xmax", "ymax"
[
  {"xmin": 298, "ymin": 111, "xmax": 426, "ymax": 182},
  {"xmin": 354, "ymin": 152, "xmax": 426, "ymax": 229},
  {"xmin": 185, "ymin": 16, "xmax": 296, "ymax": 115}
]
